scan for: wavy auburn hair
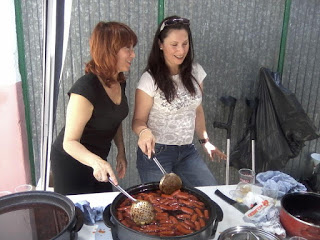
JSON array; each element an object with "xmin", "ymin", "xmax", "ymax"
[{"xmin": 85, "ymin": 21, "xmax": 137, "ymax": 87}]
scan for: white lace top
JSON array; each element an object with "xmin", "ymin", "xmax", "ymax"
[{"xmin": 137, "ymin": 63, "xmax": 206, "ymax": 145}]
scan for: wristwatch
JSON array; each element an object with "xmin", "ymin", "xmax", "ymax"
[{"xmin": 198, "ymin": 138, "xmax": 209, "ymax": 144}]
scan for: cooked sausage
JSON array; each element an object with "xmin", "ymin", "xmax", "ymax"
[
  {"xmin": 191, "ymin": 213, "xmax": 198, "ymax": 222},
  {"xmin": 195, "ymin": 208, "xmax": 204, "ymax": 218},
  {"xmin": 169, "ymin": 215, "xmax": 179, "ymax": 224},
  {"xmin": 176, "ymin": 214, "xmax": 191, "ymax": 220},
  {"xmin": 184, "ymin": 219, "xmax": 195, "ymax": 229},
  {"xmin": 159, "ymin": 230, "xmax": 175, "ymax": 236},
  {"xmin": 176, "ymin": 223, "xmax": 193, "ymax": 234},
  {"xmin": 204, "ymin": 209, "xmax": 209, "ymax": 219},
  {"xmin": 181, "ymin": 206, "xmax": 194, "ymax": 215},
  {"xmin": 141, "ymin": 224, "xmax": 160, "ymax": 233},
  {"xmin": 117, "ymin": 211, "xmax": 124, "ymax": 221},
  {"xmin": 194, "ymin": 221, "xmax": 201, "ymax": 231},
  {"xmin": 199, "ymin": 218, "xmax": 205, "ymax": 228}
]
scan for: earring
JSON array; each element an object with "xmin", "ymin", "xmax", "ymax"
[{"xmin": 160, "ymin": 48, "xmax": 163, "ymax": 50}]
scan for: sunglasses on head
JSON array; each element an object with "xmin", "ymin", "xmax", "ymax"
[{"xmin": 159, "ymin": 18, "xmax": 190, "ymax": 32}]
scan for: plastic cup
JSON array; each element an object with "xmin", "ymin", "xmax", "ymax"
[
  {"xmin": 237, "ymin": 168, "xmax": 255, "ymax": 193},
  {"xmin": 236, "ymin": 182, "xmax": 252, "ymax": 194},
  {"xmin": 0, "ymin": 191, "xmax": 12, "ymax": 197},
  {"xmin": 15, "ymin": 184, "xmax": 34, "ymax": 192},
  {"xmin": 238, "ymin": 168, "xmax": 256, "ymax": 184}
]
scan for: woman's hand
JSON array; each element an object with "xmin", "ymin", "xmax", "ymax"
[
  {"xmin": 138, "ymin": 128, "xmax": 155, "ymax": 159},
  {"xmin": 116, "ymin": 154, "xmax": 127, "ymax": 179},
  {"xmin": 203, "ymin": 141, "xmax": 227, "ymax": 162},
  {"xmin": 92, "ymin": 158, "xmax": 118, "ymax": 184}
]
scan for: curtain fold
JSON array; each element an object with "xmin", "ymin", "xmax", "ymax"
[{"xmin": 39, "ymin": 0, "xmax": 72, "ymax": 190}]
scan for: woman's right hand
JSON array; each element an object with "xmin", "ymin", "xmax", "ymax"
[
  {"xmin": 138, "ymin": 128, "xmax": 155, "ymax": 159},
  {"xmin": 203, "ymin": 141, "xmax": 227, "ymax": 162},
  {"xmin": 92, "ymin": 158, "xmax": 118, "ymax": 184}
]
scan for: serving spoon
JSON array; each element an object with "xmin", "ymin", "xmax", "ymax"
[
  {"xmin": 151, "ymin": 155, "xmax": 182, "ymax": 195},
  {"xmin": 108, "ymin": 178, "xmax": 155, "ymax": 225}
]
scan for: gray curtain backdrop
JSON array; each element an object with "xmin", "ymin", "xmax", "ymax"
[{"xmin": 21, "ymin": 0, "xmax": 320, "ymax": 189}]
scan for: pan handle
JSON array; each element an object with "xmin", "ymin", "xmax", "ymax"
[
  {"xmin": 103, "ymin": 204, "xmax": 115, "ymax": 228},
  {"xmin": 215, "ymin": 189, "xmax": 238, "ymax": 205},
  {"xmin": 69, "ymin": 206, "xmax": 84, "ymax": 239},
  {"xmin": 210, "ymin": 200, "xmax": 223, "ymax": 238},
  {"xmin": 73, "ymin": 206, "xmax": 84, "ymax": 232}
]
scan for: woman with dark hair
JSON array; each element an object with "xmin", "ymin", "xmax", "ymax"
[
  {"xmin": 51, "ymin": 21, "xmax": 137, "ymax": 195},
  {"xmin": 132, "ymin": 16, "xmax": 226, "ymax": 187}
]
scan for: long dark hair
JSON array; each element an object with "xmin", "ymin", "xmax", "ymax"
[
  {"xmin": 85, "ymin": 21, "xmax": 137, "ymax": 87},
  {"xmin": 145, "ymin": 16, "xmax": 197, "ymax": 103}
]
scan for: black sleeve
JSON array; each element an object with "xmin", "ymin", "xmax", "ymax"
[{"xmin": 68, "ymin": 74, "xmax": 97, "ymax": 105}]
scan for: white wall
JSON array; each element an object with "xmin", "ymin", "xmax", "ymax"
[{"xmin": 0, "ymin": 0, "xmax": 31, "ymax": 192}]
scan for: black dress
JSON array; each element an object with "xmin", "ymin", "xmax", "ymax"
[{"xmin": 50, "ymin": 73, "xmax": 129, "ymax": 195}]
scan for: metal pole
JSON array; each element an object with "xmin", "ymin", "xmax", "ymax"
[
  {"xmin": 277, "ymin": 0, "xmax": 292, "ymax": 76},
  {"xmin": 158, "ymin": 0, "xmax": 165, "ymax": 24},
  {"xmin": 251, "ymin": 140, "xmax": 255, "ymax": 174},
  {"xmin": 213, "ymin": 96, "xmax": 237, "ymax": 185},
  {"xmin": 226, "ymin": 139, "xmax": 230, "ymax": 185}
]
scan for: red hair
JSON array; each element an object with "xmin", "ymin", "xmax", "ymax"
[{"xmin": 85, "ymin": 21, "xmax": 137, "ymax": 87}]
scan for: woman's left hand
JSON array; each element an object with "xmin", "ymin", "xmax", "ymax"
[
  {"xmin": 202, "ymin": 141, "xmax": 227, "ymax": 162},
  {"xmin": 116, "ymin": 154, "xmax": 127, "ymax": 179}
]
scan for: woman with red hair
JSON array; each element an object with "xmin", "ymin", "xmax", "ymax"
[{"xmin": 51, "ymin": 21, "xmax": 137, "ymax": 195}]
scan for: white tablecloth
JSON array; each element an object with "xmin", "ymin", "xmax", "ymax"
[{"xmin": 67, "ymin": 185, "xmax": 256, "ymax": 240}]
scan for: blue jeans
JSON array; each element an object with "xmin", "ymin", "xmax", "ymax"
[{"xmin": 136, "ymin": 143, "xmax": 218, "ymax": 187}]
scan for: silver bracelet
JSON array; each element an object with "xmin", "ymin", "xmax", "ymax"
[{"xmin": 138, "ymin": 128, "xmax": 150, "ymax": 137}]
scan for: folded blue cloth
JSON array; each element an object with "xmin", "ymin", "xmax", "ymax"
[
  {"xmin": 256, "ymin": 171, "xmax": 307, "ymax": 198},
  {"xmin": 75, "ymin": 200, "xmax": 103, "ymax": 225}
]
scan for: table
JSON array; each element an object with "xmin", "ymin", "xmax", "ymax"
[{"xmin": 67, "ymin": 185, "xmax": 256, "ymax": 240}]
